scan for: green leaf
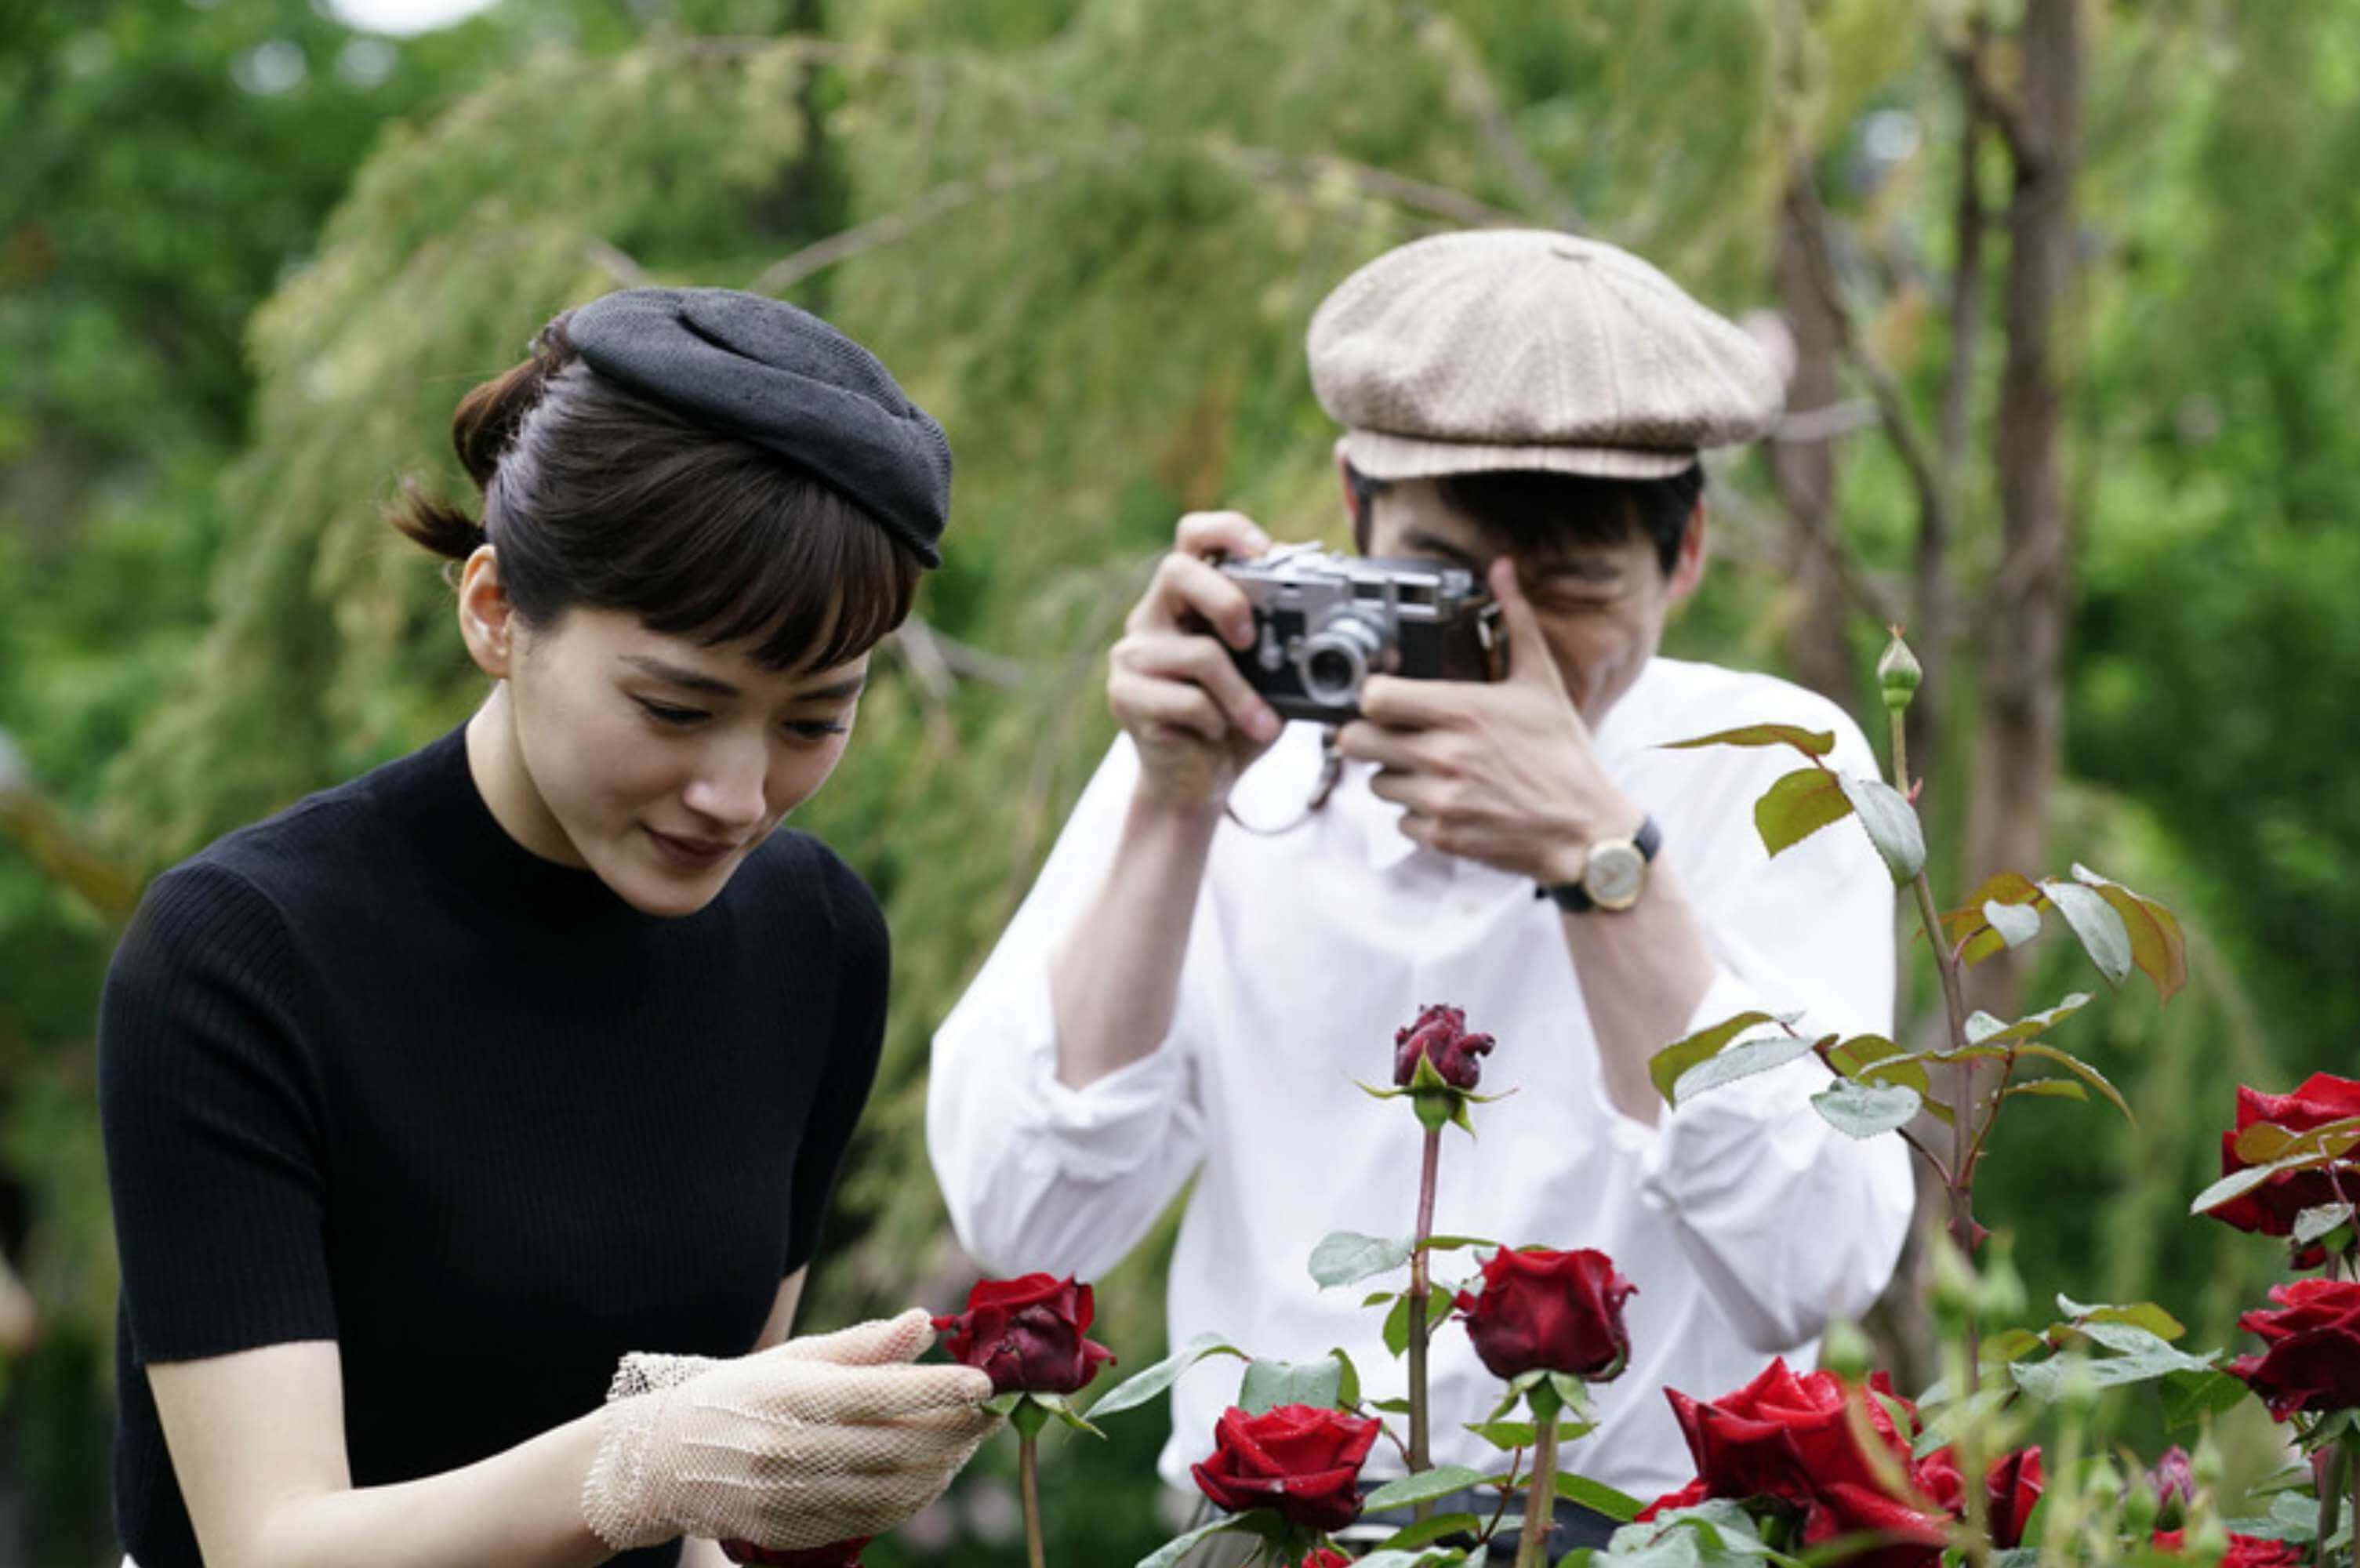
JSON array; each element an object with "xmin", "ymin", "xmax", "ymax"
[
  {"xmin": 981, "ymin": 1392, "xmax": 1026, "ymax": 1417},
  {"xmin": 2014, "ymin": 1043, "xmax": 2135, "ymax": 1124},
  {"xmin": 1330, "ymin": 1347, "xmax": 1363, "ymax": 1410},
  {"xmin": 1089, "ymin": 1331, "xmax": 1247, "ymax": 1418},
  {"xmin": 1964, "ymin": 993, "xmax": 2094, "ymax": 1045},
  {"xmin": 2071, "ymin": 864, "xmax": 2189, "ymax": 1003},
  {"xmin": 1556, "ymin": 1472, "xmax": 1647, "ymax": 1523},
  {"xmin": 1240, "ymin": 1355, "xmax": 1345, "ymax": 1414},
  {"xmin": 1367, "ymin": 1517, "xmax": 1485, "ymax": 1555},
  {"xmin": 1422, "ymin": 1234, "xmax": 1501, "ymax": 1253},
  {"xmin": 1836, "ymin": 773, "xmax": 1926, "ymax": 883},
  {"xmin": 1943, "ymin": 873, "xmax": 2046, "ymax": 965},
  {"xmin": 1136, "ymin": 1517, "xmax": 1251, "ymax": 1568},
  {"xmin": 2160, "ymin": 1367, "xmax": 2252, "ymax": 1434},
  {"xmin": 2042, "ymin": 880, "xmax": 2134, "ymax": 988},
  {"xmin": 2294, "ymin": 1202, "xmax": 2357, "ymax": 1247},
  {"xmin": 1373, "ymin": 1396, "xmax": 1417, "ymax": 1415},
  {"xmin": 1384, "ymin": 1291, "xmax": 1414, "ymax": 1358},
  {"xmin": 2057, "ymin": 1296, "xmax": 2188, "ymax": 1340},
  {"xmin": 1752, "ymin": 765, "xmax": 1852, "ymax": 857},
  {"xmin": 2006, "ymin": 1080, "xmax": 2087, "ymax": 1103},
  {"xmin": 2010, "ymin": 1327, "xmax": 2220, "ymax": 1401},
  {"xmin": 1670, "ymin": 1033, "xmax": 1820, "ymax": 1105},
  {"xmin": 1310, "ymin": 1230, "xmax": 1415, "ymax": 1289},
  {"xmin": 1983, "ymin": 898, "xmax": 2042, "ymax": 949},
  {"xmin": 1040, "ymin": 1394, "xmax": 1107, "ymax": 1439},
  {"xmin": 1980, "ymin": 1327, "xmax": 2048, "ymax": 1365},
  {"xmin": 1660, "ymin": 724, "xmax": 1836, "ymax": 756},
  {"xmin": 1647, "ymin": 1011, "xmax": 1783, "ymax": 1105},
  {"xmin": 1467, "ymin": 1419, "xmax": 1538, "ymax": 1450},
  {"xmin": 1810, "ymin": 1076, "xmax": 1923, "ymax": 1138},
  {"xmin": 1363, "ymin": 1465, "xmax": 1490, "ymax": 1511}
]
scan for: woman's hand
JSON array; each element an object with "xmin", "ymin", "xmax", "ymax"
[{"xmin": 583, "ymin": 1308, "xmax": 998, "ymax": 1553}]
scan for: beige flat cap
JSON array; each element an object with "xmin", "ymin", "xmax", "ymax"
[{"xmin": 1308, "ymin": 229, "xmax": 1783, "ymax": 481}]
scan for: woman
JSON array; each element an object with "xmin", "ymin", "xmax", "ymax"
[{"xmin": 96, "ymin": 289, "xmax": 996, "ymax": 1568}]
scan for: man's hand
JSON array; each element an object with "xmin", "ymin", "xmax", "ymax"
[
  {"xmin": 1338, "ymin": 558, "xmax": 1640, "ymax": 883},
  {"xmin": 1109, "ymin": 512, "xmax": 1285, "ymax": 811}
]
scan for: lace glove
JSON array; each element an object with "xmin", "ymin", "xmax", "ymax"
[{"xmin": 581, "ymin": 1308, "xmax": 998, "ymax": 1552}]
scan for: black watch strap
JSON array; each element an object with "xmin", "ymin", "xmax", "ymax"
[{"xmin": 1534, "ymin": 815, "xmax": 1663, "ymax": 913}]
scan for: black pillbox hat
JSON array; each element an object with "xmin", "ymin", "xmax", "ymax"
[{"xmin": 568, "ymin": 287, "xmax": 952, "ymax": 567}]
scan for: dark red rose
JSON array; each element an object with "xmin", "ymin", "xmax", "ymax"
[
  {"xmin": 1454, "ymin": 1247, "xmax": 1636, "ymax": 1382},
  {"xmin": 1190, "ymin": 1403, "xmax": 1382, "ymax": 1534},
  {"xmin": 1664, "ymin": 1359, "xmax": 1916, "ymax": 1512},
  {"xmin": 2209, "ymin": 1073, "xmax": 2360, "ymax": 1265},
  {"xmin": 2227, "ymin": 1278, "xmax": 2360, "ymax": 1420},
  {"xmin": 2149, "ymin": 1445, "xmax": 2196, "ymax": 1527},
  {"xmin": 1914, "ymin": 1446, "xmax": 2043, "ymax": 1549},
  {"xmin": 931, "ymin": 1273, "xmax": 1116, "ymax": 1396},
  {"xmin": 1392, "ymin": 1004, "xmax": 1495, "ymax": 1091},
  {"xmin": 1796, "ymin": 1481, "xmax": 1950, "ymax": 1568},
  {"xmin": 1634, "ymin": 1479, "xmax": 1710, "ymax": 1522},
  {"xmin": 718, "ymin": 1540, "xmax": 870, "ymax": 1566},
  {"xmin": 2153, "ymin": 1530, "xmax": 2307, "ymax": 1567},
  {"xmin": 1301, "ymin": 1553, "xmax": 1351, "ymax": 1568}
]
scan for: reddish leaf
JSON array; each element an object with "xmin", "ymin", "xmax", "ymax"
[{"xmin": 1660, "ymin": 724, "xmax": 1836, "ymax": 757}]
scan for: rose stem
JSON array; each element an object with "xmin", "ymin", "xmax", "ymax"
[
  {"xmin": 2321, "ymin": 1438, "xmax": 2352, "ymax": 1562},
  {"xmin": 1894, "ymin": 695, "xmax": 1983, "ymax": 1394},
  {"xmin": 1407, "ymin": 1123, "xmax": 1443, "ymax": 1520},
  {"xmin": 1019, "ymin": 1429, "xmax": 1047, "ymax": 1568},
  {"xmin": 1512, "ymin": 1410, "xmax": 1559, "ymax": 1568}
]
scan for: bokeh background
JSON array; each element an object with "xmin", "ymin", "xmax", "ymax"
[{"xmin": 2, "ymin": 0, "xmax": 2354, "ymax": 1562}]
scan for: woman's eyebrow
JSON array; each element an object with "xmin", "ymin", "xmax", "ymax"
[
  {"xmin": 623, "ymin": 655, "xmax": 740, "ymax": 698},
  {"xmin": 793, "ymin": 673, "xmax": 869, "ymax": 703}
]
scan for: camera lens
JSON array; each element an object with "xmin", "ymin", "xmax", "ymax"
[{"xmin": 1296, "ymin": 614, "xmax": 1388, "ymax": 706}]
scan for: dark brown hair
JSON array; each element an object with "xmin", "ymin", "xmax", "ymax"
[
  {"xmin": 1347, "ymin": 463, "xmax": 1705, "ymax": 577},
  {"xmin": 390, "ymin": 313, "xmax": 924, "ymax": 673}
]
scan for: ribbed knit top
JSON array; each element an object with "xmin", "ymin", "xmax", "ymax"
[{"xmin": 96, "ymin": 724, "xmax": 888, "ymax": 1568}]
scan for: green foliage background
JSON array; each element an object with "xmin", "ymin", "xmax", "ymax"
[{"xmin": 2, "ymin": 1, "xmax": 2355, "ymax": 1563}]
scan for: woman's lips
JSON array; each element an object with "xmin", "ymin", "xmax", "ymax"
[{"xmin": 644, "ymin": 826, "xmax": 738, "ymax": 870}]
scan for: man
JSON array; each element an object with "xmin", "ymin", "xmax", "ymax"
[{"xmin": 927, "ymin": 230, "xmax": 1913, "ymax": 1558}]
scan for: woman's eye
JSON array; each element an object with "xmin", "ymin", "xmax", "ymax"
[
  {"xmin": 785, "ymin": 720, "xmax": 851, "ymax": 741},
  {"xmin": 636, "ymin": 698, "xmax": 708, "ymax": 726}
]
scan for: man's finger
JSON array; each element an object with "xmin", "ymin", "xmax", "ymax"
[
  {"xmin": 1334, "ymin": 719, "xmax": 1430, "ymax": 772},
  {"xmin": 1488, "ymin": 558, "xmax": 1566, "ymax": 695},
  {"xmin": 1120, "ymin": 632, "xmax": 1280, "ymax": 741},
  {"xmin": 1175, "ymin": 510, "xmax": 1273, "ymax": 563},
  {"xmin": 1136, "ymin": 553, "xmax": 1258, "ymax": 648},
  {"xmin": 1358, "ymin": 674, "xmax": 1468, "ymax": 731}
]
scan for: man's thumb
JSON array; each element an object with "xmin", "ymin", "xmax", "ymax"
[{"xmin": 1487, "ymin": 558, "xmax": 1558, "ymax": 690}]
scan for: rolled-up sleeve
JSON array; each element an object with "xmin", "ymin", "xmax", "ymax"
[
  {"xmin": 927, "ymin": 737, "xmax": 1209, "ymax": 1280},
  {"xmin": 1588, "ymin": 720, "xmax": 1915, "ymax": 1354}
]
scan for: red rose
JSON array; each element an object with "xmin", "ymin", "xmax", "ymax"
[
  {"xmin": 1797, "ymin": 1482, "xmax": 1950, "ymax": 1568},
  {"xmin": 1454, "ymin": 1247, "xmax": 1636, "ymax": 1382},
  {"xmin": 1393, "ymin": 1004, "xmax": 1495, "ymax": 1091},
  {"xmin": 1301, "ymin": 1553, "xmax": 1352, "ymax": 1568},
  {"xmin": 1190, "ymin": 1403, "xmax": 1381, "ymax": 1534},
  {"xmin": 1634, "ymin": 1479, "xmax": 1710, "ymax": 1522},
  {"xmin": 2148, "ymin": 1445, "xmax": 2196, "ymax": 1527},
  {"xmin": 718, "ymin": 1540, "xmax": 870, "ymax": 1566},
  {"xmin": 1665, "ymin": 1359, "xmax": 1916, "ymax": 1511},
  {"xmin": 2208, "ymin": 1073, "xmax": 2360, "ymax": 1264},
  {"xmin": 2153, "ymin": 1530, "xmax": 2307, "ymax": 1567},
  {"xmin": 1914, "ymin": 1446, "xmax": 2043, "ymax": 1549},
  {"xmin": 931, "ymin": 1273, "xmax": 1116, "ymax": 1396},
  {"xmin": 2227, "ymin": 1277, "xmax": 2360, "ymax": 1420}
]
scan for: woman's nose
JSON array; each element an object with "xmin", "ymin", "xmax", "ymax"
[{"xmin": 680, "ymin": 737, "xmax": 769, "ymax": 830}]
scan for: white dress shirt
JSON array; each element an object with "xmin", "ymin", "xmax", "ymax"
[{"xmin": 927, "ymin": 655, "xmax": 1915, "ymax": 1500}]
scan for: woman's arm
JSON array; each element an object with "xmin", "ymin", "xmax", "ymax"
[{"xmin": 150, "ymin": 1341, "xmax": 616, "ymax": 1568}]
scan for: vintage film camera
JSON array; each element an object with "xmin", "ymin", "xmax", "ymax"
[{"xmin": 1218, "ymin": 544, "xmax": 1505, "ymax": 722}]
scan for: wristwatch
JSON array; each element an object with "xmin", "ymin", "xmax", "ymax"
[{"xmin": 1535, "ymin": 816, "xmax": 1662, "ymax": 914}]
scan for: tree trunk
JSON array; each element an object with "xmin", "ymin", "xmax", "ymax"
[
  {"xmin": 1770, "ymin": 175, "xmax": 1857, "ymax": 706},
  {"xmin": 1970, "ymin": 0, "xmax": 2084, "ymax": 1017}
]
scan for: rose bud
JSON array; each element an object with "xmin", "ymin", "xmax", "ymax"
[
  {"xmin": 1915, "ymin": 1446, "xmax": 2043, "ymax": 1550},
  {"xmin": 2226, "ymin": 1278, "xmax": 2360, "ymax": 1420},
  {"xmin": 1877, "ymin": 630, "xmax": 1922, "ymax": 713},
  {"xmin": 1454, "ymin": 1247, "xmax": 1636, "ymax": 1382},
  {"xmin": 932, "ymin": 1273, "xmax": 1116, "ymax": 1397},
  {"xmin": 1190, "ymin": 1403, "xmax": 1382, "ymax": 1534},
  {"xmin": 2148, "ymin": 1445, "xmax": 2196, "ymax": 1529},
  {"xmin": 2206, "ymin": 1073, "xmax": 2360, "ymax": 1265},
  {"xmin": 1392, "ymin": 1004, "xmax": 1495, "ymax": 1091},
  {"xmin": 718, "ymin": 1540, "xmax": 870, "ymax": 1566}
]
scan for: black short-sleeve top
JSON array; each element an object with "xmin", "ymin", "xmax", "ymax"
[{"xmin": 96, "ymin": 724, "xmax": 890, "ymax": 1568}]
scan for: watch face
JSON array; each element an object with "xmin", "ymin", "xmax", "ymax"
[{"xmin": 1584, "ymin": 840, "xmax": 1647, "ymax": 911}]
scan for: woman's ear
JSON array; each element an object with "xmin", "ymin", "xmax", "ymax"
[{"xmin": 457, "ymin": 546, "xmax": 517, "ymax": 679}]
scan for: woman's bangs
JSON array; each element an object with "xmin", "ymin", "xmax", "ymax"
[{"xmin": 625, "ymin": 462, "xmax": 920, "ymax": 674}]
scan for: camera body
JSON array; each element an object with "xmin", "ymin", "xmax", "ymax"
[{"xmin": 1218, "ymin": 544, "xmax": 1505, "ymax": 722}]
